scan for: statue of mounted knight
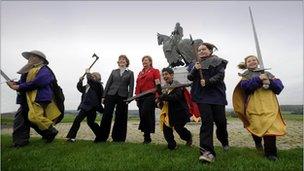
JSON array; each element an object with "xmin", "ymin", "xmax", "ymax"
[{"xmin": 157, "ymin": 22, "xmax": 203, "ymax": 67}]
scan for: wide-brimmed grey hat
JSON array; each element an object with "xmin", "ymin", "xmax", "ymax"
[{"xmin": 22, "ymin": 50, "xmax": 49, "ymax": 65}]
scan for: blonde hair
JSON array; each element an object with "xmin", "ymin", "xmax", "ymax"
[
  {"xmin": 91, "ymin": 72, "xmax": 101, "ymax": 81},
  {"xmin": 238, "ymin": 55, "xmax": 259, "ymax": 70}
]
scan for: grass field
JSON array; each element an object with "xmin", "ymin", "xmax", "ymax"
[
  {"xmin": 1, "ymin": 112, "xmax": 301, "ymax": 125},
  {"xmin": 1, "ymin": 113, "xmax": 142, "ymax": 127},
  {"xmin": 1, "ymin": 135, "xmax": 303, "ymax": 171}
]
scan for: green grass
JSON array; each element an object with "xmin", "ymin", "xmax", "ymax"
[
  {"xmin": 1, "ymin": 135, "xmax": 302, "ymax": 171},
  {"xmin": 280, "ymin": 113, "xmax": 303, "ymax": 121},
  {"xmin": 1, "ymin": 113, "xmax": 140, "ymax": 126}
]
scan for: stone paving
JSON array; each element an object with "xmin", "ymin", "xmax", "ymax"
[{"xmin": 1, "ymin": 119, "xmax": 302, "ymax": 149}]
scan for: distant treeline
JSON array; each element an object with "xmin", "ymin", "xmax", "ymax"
[
  {"xmin": 280, "ymin": 105, "xmax": 303, "ymax": 114},
  {"xmin": 226, "ymin": 105, "xmax": 303, "ymax": 117}
]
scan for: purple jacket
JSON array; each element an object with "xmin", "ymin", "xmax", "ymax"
[
  {"xmin": 240, "ymin": 76, "xmax": 284, "ymax": 95},
  {"xmin": 17, "ymin": 66, "xmax": 55, "ymax": 104}
]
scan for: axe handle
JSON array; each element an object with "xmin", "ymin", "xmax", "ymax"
[{"xmin": 81, "ymin": 56, "xmax": 99, "ymax": 78}]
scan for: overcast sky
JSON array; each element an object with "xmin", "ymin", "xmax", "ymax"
[{"xmin": 1, "ymin": 1, "xmax": 303, "ymax": 113}]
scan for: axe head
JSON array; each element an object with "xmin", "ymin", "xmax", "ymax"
[{"xmin": 92, "ymin": 53, "xmax": 99, "ymax": 59}]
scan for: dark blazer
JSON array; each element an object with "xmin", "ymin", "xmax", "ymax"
[
  {"xmin": 103, "ymin": 69, "xmax": 134, "ymax": 98},
  {"xmin": 77, "ymin": 74, "xmax": 104, "ymax": 112}
]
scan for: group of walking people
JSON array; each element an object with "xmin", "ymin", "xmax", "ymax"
[{"xmin": 6, "ymin": 41, "xmax": 286, "ymax": 163}]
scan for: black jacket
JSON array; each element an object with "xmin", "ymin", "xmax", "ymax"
[
  {"xmin": 77, "ymin": 75, "xmax": 104, "ymax": 112},
  {"xmin": 159, "ymin": 82, "xmax": 190, "ymax": 127}
]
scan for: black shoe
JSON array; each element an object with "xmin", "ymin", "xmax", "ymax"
[
  {"xmin": 94, "ymin": 136, "xmax": 106, "ymax": 143},
  {"xmin": 266, "ymin": 155, "xmax": 278, "ymax": 161},
  {"xmin": 186, "ymin": 135, "xmax": 193, "ymax": 147},
  {"xmin": 10, "ymin": 142, "xmax": 29, "ymax": 148},
  {"xmin": 143, "ymin": 133, "xmax": 151, "ymax": 144},
  {"xmin": 168, "ymin": 144, "xmax": 177, "ymax": 150},
  {"xmin": 45, "ymin": 126, "xmax": 58, "ymax": 143},
  {"xmin": 143, "ymin": 139, "xmax": 151, "ymax": 144},
  {"xmin": 255, "ymin": 144, "xmax": 263, "ymax": 152}
]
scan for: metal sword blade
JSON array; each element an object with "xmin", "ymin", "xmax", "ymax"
[
  {"xmin": 249, "ymin": 6, "xmax": 264, "ymax": 69},
  {"xmin": 0, "ymin": 69, "xmax": 12, "ymax": 82}
]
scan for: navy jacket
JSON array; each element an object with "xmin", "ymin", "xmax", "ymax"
[
  {"xmin": 187, "ymin": 56, "xmax": 228, "ymax": 105},
  {"xmin": 77, "ymin": 74, "xmax": 104, "ymax": 112}
]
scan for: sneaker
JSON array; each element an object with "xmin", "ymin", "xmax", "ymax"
[
  {"xmin": 199, "ymin": 151, "xmax": 215, "ymax": 163},
  {"xmin": 67, "ymin": 138, "xmax": 76, "ymax": 143},
  {"xmin": 266, "ymin": 155, "xmax": 278, "ymax": 161},
  {"xmin": 223, "ymin": 145, "xmax": 230, "ymax": 151}
]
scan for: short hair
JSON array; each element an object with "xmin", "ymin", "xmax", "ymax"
[
  {"xmin": 142, "ymin": 55, "xmax": 153, "ymax": 67},
  {"xmin": 162, "ymin": 67, "xmax": 174, "ymax": 74},
  {"xmin": 118, "ymin": 55, "xmax": 130, "ymax": 67}
]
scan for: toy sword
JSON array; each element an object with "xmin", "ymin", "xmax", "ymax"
[
  {"xmin": 0, "ymin": 69, "xmax": 12, "ymax": 82},
  {"xmin": 249, "ymin": 6, "xmax": 270, "ymax": 89}
]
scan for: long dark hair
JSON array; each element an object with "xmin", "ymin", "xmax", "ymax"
[{"xmin": 197, "ymin": 42, "xmax": 218, "ymax": 54}]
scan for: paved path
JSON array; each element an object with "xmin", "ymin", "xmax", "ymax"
[{"xmin": 2, "ymin": 119, "xmax": 302, "ymax": 149}]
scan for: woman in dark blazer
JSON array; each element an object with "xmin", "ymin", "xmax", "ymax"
[{"xmin": 96, "ymin": 55, "xmax": 134, "ymax": 142}]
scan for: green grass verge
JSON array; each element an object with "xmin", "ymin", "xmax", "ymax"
[
  {"xmin": 1, "ymin": 113, "xmax": 140, "ymax": 126},
  {"xmin": 1, "ymin": 135, "xmax": 302, "ymax": 171}
]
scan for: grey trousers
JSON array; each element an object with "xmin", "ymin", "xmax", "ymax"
[{"xmin": 12, "ymin": 105, "xmax": 43, "ymax": 146}]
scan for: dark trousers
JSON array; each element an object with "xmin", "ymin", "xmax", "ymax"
[
  {"xmin": 252, "ymin": 134, "xmax": 277, "ymax": 156},
  {"xmin": 137, "ymin": 94, "xmax": 156, "ymax": 134},
  {"xmin": 66, "ymin": 109, "xmax": 100, "ymax": 139},
  {"xmin": 13, "ymin": 105, "xmax": 44, "ymax": 146},
  {"xmin": 163, "ymin": 123, "xmax": 191, "ymax": 149},
  {"xmin": 99, "ymin": 95, "xmax": 128, "ymax": 142},
  {"xmin": 198, "ymin": 103, "xmax": 229, "ymax": 156}
]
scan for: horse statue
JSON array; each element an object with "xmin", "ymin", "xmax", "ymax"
[{"xmin": 157, "ymin": 33, "xmax": 203, "ymax": 67}]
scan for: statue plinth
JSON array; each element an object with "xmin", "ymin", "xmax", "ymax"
[{"xmin": 173, "ymin": 66, "xmax": 191, "ymax": 84}]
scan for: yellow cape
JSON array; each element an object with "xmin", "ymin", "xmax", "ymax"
[
  {"xmin": 26, "ymin": 65, "xmax": 61, "ymax": 130},
  {"xmin": 232, "ymin": 82, "xmax": 286, "ymax": 137}
]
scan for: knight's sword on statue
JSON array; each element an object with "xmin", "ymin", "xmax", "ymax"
[{"xmin": 249, "ymin": 6, "xmax": 270, "ymax": 89}]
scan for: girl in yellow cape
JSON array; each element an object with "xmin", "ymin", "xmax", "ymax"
[{"xmin": 232, "ymin": 55, "xmax": 286, "ymax": 161}]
